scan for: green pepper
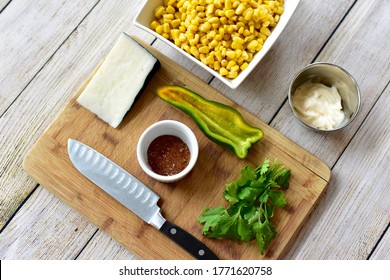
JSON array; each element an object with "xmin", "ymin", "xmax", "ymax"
[{"xmin": 156, "ymin": 85, "xmax": 263, "ymax": 159}]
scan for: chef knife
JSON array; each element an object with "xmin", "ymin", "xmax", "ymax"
[{"xmin": 67, "ymin": 139, "xmax": 219, "ymax": 260}]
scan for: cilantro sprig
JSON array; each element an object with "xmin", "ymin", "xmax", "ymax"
[{"xmin": 197, "ymin": 158, "xmax": 291, "ymax": 254}]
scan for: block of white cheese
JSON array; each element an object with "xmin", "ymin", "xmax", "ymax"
[{"xmin": 77, "ymin": 33, "xmax": 160, "ymax": 128}]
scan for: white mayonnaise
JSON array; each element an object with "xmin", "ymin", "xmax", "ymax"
[{"xmin": 291, "ymin": 80, "xmax": 345, "ymax": 130}]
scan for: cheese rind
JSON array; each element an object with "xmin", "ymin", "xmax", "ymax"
[{"xmin": 77, "ymin": 33, "xmax": 159, "ymax": 128}]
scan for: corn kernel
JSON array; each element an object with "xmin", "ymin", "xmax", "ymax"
[
  {"xmin": 163, "ymin": 13, "xmax": 174, "ymax": 20},
  {"xmin": 231, "ymin": 41, "xmax": 243, "ymax": 50},
  {"xmin": 226, "ymin": 50, "xmax": 236, "ymax": 59},
  {"xmin": 190, "ymin": 46, "xmax": 200, "ymax": 58},
  {"xmin": 188, "ymin": 24, "xmax": 198, "ymax": 32},
  {"xmin": 199, "ymin": 45, "xmax": 209, "ymax": 54},
  {"xmin": 204, "ymin": 55, "xmax": 214, "ymax": 65},
  {"xmin": 260, "ymin": 26, "xmax": 271, "ymax": 36},
  {"xmin": 226, "ymin": 71, "xmax": 238, "ymax": 79},
  {"xmin": 247, "ymin": 39, "xmax": 258, "ymax": 50},
  {"xmin": 182, "ymin": 44, "xmax": 190, "ymax": 52},
  {"xmin": 208, "ymin": 16, "xmax": 219, "ymax": 24},
  {"xmin": 209, "ymin": 39, "xmax": 219, "ymax": 48},
  {"xmin": 166, "ymin": 5, "xmax": 176, "ymax": 14},
  {"xmin": 154, "ymin": 6, "xmax": 165, "ymax": 18},
  {"xmin": 215, "ymin": 51, "xmax": 223, "ymax": 62},
  {"xmin": 225, "ymin": 0, "xmax": 232, "ymax": 10},
  {"xmin": 240, "ymin": 62, "xmax": 249, "ymax": 71},
  {"xmin": 244, "ymin": 8, "xmax": 253, "ymax": 21},
  {"xmin": 213, "ymin": 61, "xmax": 221, "ymax": 70},
  {"xmin": 163, "ymin": 22, "xmax": 171, "ymax": 33},
  {"xmin": 170, "ymin": 29, "xmax": 181, "ymax": 39},
  {"xmin": 225, "ymin": 9, "xmax": 235, "ymax": 18},
  {"xmin": 235, "ymin": 3, "xmax": 246, "ymax": 15},
  {"xmin": 215, "ymin": 33, "xmax": 223, "ymax": 41},
  {"xmin": 230, "ymin": 65, "xmax": 239, "ymax": 72},
  {"xmin": 200, "ymin": 22, "xmax": 211, "ymax": 32},
  {"xmin": 219, "ymin": 17, "xmax": 228, "ymax": 25},
  {"xmin": 150, "ymin": 20, "xmax": 160, "ymax": 30},
  {"xmin": 206, "ymin": 4, "xmax": 214, "ymax": 14},
  {"xmin": 219, "ymin": 67, "xmax": 228, "ymax": 76},
  {"xmin": 226, "ymin": 60, "xmax": 236, "ymax": 70},
  {"xmin": 179, "ymin": 25, "xmax": 186, "ymax": 32},
  {"xmin": 232, "ymin": 36, "xmax": 245, "ymax": 45},
  {"xmin": 155, "ymin": 25, "xmax": 163, "ymax": 34}
]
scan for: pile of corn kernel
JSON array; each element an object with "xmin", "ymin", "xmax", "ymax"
[{"xmin": 150, "ymin": 0, "xmax": 284, "ymax": 79}]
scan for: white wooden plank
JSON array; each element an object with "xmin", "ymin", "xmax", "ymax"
[
  {"xmin": 0, "ymin": 187, "xmax": 96, "ymax": 259},
  {"xmin": 0, "ymin": 0, "xmax": 154, "ymax": 229},
  {"xmin": 76, "ymin": 231, "xmax": 139, "ymax": 260},
  {"xmin": 0, "ymin": 0, "xmax": 99, "ymax": 116},
  {"xmin": 371, "ymin": 230, "xmax": 390, "ymax": 260},
  {"xmin": 272, "ymin": 0, "xmax": 390, "ymax": 167},
  {"xmin": 208, "ymin": 0, "xmax": 355, "ymax": 122},
  {"xmin": 284, "ymin": 87, "xmax": 390, "ymax": 259},
  {"xmin": 0, "ymin": 0, "xmax": 154, "ymax": 259}
]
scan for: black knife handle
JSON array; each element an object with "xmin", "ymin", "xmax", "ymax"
[{"xmin": 160, "ymin": 220, "xmax": 219, "ymax": 260}]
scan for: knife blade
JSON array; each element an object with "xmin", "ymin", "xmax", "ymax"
[{"xmin": 67, "ymin": 139, "xmax": 218, "ymax": 260}]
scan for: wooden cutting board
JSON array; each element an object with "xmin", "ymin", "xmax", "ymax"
[{"xmin": 23, "ymin": 38, "xmax": 331, "ymax": 260}]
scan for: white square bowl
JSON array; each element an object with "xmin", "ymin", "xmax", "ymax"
[{"xmin": 134, "ymin": 0, "xmax": 300, "ymax": 89}]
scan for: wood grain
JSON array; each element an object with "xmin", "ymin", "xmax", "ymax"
[
  {"xmin": 370, "ymin": 230, "xmax": 390, "ymax": 260},
  {"xmin": 272, "ymin": 0, "xmax": 390, "ymax": 167},
  {"xmin": 285, "ymin": 86, "xmax": 390, "ymax": 259},
  {"xmin": 23, "ymin": 41, "xmax": 330, "ymax": 260},
  {"xmin": 0, "ymin": 0, "xmax": 155, "ymax": 230},
  {"xmin": 76, "ymin": 230, "xmax": 139, "ymax": 260},
  {"xmin": 0, "ymin": 0, "xmax": 99, "ymax": 116},
  {"xmin": 0, "ymin": 186, "xmax": 96, "ymax": 259},
  {"xmin": 0, "ymin": 0, "xmax": 389, "ymax": 261}
]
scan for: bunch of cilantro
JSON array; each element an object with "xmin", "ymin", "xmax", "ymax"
[{"xmin": 198, "ymin": 158, "xmax": 291, "ymax": 254}]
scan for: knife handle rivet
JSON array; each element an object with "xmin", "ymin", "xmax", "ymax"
[
  {"xmin": 170, "ymin": 228, "xmax": 177, "ymax": 235},
  {"xmin": 198, "ymin": 250, "xmax": 205, "ymax": 256}
]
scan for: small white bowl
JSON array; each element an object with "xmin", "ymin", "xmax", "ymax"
[
  {"xmin": 137, "ymin": 120, "xmax": 199, "ymax": 183},
  {"xmin": 133, "ymin": 0, "xmax": 300, "ymax": 89}
]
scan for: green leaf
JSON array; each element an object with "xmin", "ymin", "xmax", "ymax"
[
  {"xmin": 197, "ymin": 206, "xmax": 225, "ymax": 233},
  {"xmin": 269, "ymin": 190, "xmax": 287, "ymax": 208},
  {"xmin": 253, "ymin": 221, "xmax": 277, "ymax": 254},
  {"xmin": 238, "ymin": 187, "xmax": 263, "ymax": 202},
  {"xmin": 276, "ymin": 169, "xmax": 291, "ymax": 189},
  {"xmin": 224, "ymin": 182, "xmax": 239, "ymax": 203},
  {"xmin": 256, "ymin": 158, "xmax": 270, "ymax": 175},
  {"xmin": 265, "ymin": 203, "xmax": 274, "ymax": 219},
  {"xmin": 197, "ymin": 157, "xmax": 291, "ymax": 255},
  {"xmin": 240, "ymin": 165, "xmax": 257, "ymax": 181},
  {"xmin": 242, "ymin": 205, "xmax": 257, "ymax": 220},
  {"xmin": 259, "ymin": 192, "xmax": 269, "ymax": 204},
  {"xmin": 237, "ymin": 216, "xmax": 253, "ymax": 242},
  {"xmin": 223, "ymin": 191, "xmax": 238, "ymax": 205}
]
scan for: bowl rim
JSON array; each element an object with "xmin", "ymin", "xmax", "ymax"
[
  {"xmin": 133, "ymin": 0, "xmax": 301, "ymax": 89},
  {"xmin": 136, "ymin": 120, "xmax": 199, "ymax": 183},
  {"xmin": 288, "ymin": 62, "xmax": 361, "ymax": 132}
]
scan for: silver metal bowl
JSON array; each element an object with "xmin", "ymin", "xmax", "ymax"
[{"xmin": 288, "ymin": 62, "xmax": 361, "ymax": 132}]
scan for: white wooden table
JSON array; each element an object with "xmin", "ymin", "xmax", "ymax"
[{"xmin": 0, "ymin": 0, "xmax": 389, "ymax": 260}]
